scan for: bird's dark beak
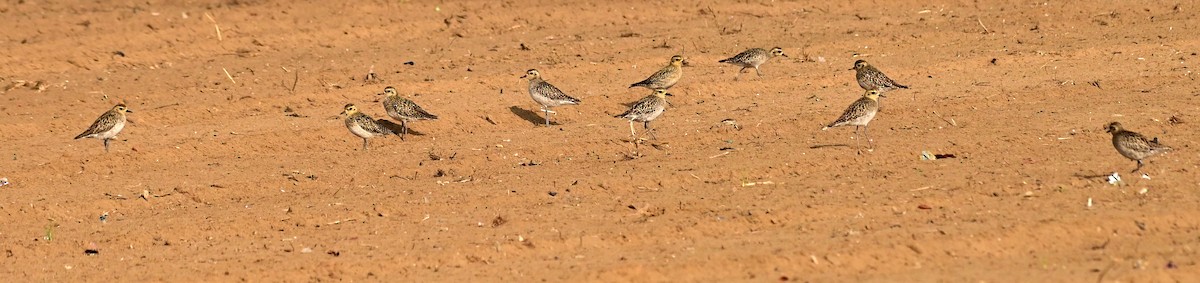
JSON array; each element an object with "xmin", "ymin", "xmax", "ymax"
[
  {"xmin": 682, "ymin": 60, "xmax": 692, "ymax": 67},
  {"xmin": 848, "ymin": 67, "xmax": 855, "ymax": 70},
  {"xmin": 781, "ymin": 54, "xmax": 789, "ymax": 57},
  {"xmin": 665, "ymin": 92, "xmax": 675, "ymax": 97},
  {"xmin": 125, "ymin": 109, "xmax": 134, "ymax": 113},
  {"xmin": 878, "ymin": 93, "xmax": 887, "ymax": 98},
  {"xmin": 520, "ymin": 74, "xmax": 527, "ymax": 79}
]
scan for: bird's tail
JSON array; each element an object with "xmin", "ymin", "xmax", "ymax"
[{"xmin": 415, "ymin": 111, "xmax": 438, "ymax": 120}]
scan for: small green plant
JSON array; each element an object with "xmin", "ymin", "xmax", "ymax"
[{"xmin": 44, "ymin": 222, "xmax": 56, "ymax": 241}]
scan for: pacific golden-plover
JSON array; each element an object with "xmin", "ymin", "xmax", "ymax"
[
  {"xmin": 851, "ymin": 60, "xmax": 908, "ymax": 91},
  {"xmin": 1106, "ymin": 122, "xmax": 1172, "ymax": 172},
  {"xmin": 718, "ymin": 47, "xmax": 787, "ymax": 79},
  {"xmin": 381, "ymin": 86, "xmax": 438, "ymax": 140},
  {"xmin": 823, "ymin": 90, "xmax": 883, "ymax": 147},
  {"xmin": 74, "ymin": 103, "xmax": 132, "ymax": 152},
  {"xmin": 630, "ymin": 55, "xmax": 685, "ymax": 90},
  {"xmin": 615, "ymin": 89, "xmax": 671, "ymax": 139},
  {"xmin": 522, "ymin": 69, "xmax": 581, "ymax": 126},
  {"xmin": 343, "ymin": 103, "xmax": 393, "ymax": 150}
]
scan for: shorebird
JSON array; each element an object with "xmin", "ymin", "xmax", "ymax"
[
  {"xmin": 74, "ymin": 104, "xmax": 132, "ymax": 152},
  {"xmin": 822, "ymin": 90, "xmax": 883, "ymax": 148},
  {"xmin": 522, "ymin": 69, "xmax": 581, "ymax": 126},
  {"xmin": 630, "ymin": 55, "xmax": 685, "ymax": 90},
  {"xmin": 718, "ymin": 47, "xmax": 787, "ymax": 79},
  {"xmin": 615, "ymin": 89, "xmax": 671, "ymax": 139},
  {"xmin": 343, "ymin": 103, "xmax": 393, "ymax": 150},
  {"xmin": 850, "ymin": 60, "xmax": 908, "ymax": 91},
  {"xmin": 1106, "ymin": 122, "xmax": 1172, "ymax": 172},
  {"xmin": 381, "ymin": 86, "xmax": 438, "ymax": 140}
]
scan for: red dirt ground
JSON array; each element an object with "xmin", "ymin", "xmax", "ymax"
[{"xmin": 2, "ymin": 0, "xmax": 1198, "ymax": 281}]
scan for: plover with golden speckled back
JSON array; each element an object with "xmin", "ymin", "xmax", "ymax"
[{"xmin": 74, "ymin": 104, "xmax": 132, "ymax": 152}]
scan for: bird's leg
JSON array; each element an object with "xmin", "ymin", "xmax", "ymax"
[
  {"xmin": 645, "ymin": 121, "xmax": 657, "ymax": 140},
  {"xmin": 400, "ymin": 120, "xmax": 408, "ymax": 141},
  {"xmin": 362, "ymin": 138, "xmax": 369, "ymax": 150},
  {"xmin": 103, "ymin": 139, "xmax": 110, "ymax": 152},
  {"xmin": 864, "ymin": 125, "xmax": 872, "ymax": 144},
  {"xmin": 734, "ymin": 67, "xmax": 746, "ymax": 81},
  {"xmin": 1132, "ymin": 160, "xmax": 1143, "ymax": 173},
  {"xmin": 857, "ymin": 126, "xmax": 864, "ymax": 145},
  {"xmin": 864, "ymin": 125, "xmax": 874, "ymax": 148},
  {"xmin": 754, "ymin": 66, "xmax": 763, "ymax": 77},
  {"xmin": 628, "ymin": 120, "xmax": 636, "ymax": 138},
  {"xmin": 544, "ymin": 108, "xmax": 551, "ymax": 126}
]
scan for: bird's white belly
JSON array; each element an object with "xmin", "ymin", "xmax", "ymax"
[
  {"xmin": 850, "ymin": 111, "xmax": 877, "ymax": 126},
  {"xmin": 530, "ymin": 91, "xmax": 560, "ymax": 107},
  {"xmin": 348, "ymin": 123, "xmax": 375, "ymax": 138},
  {"xmin": 638, "ymin": 107, "xmax": 665, "ymax": 122},
  {"xmin": 97, "ymin": 120, "xmax": 125, "ymax": 139}
]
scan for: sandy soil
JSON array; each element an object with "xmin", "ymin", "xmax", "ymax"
[{"xmin": 2, "ymin": 0, "xmax": 1199, "ymax": 281}]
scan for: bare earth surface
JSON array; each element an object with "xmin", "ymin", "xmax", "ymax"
[{"xmin": 2, "ymin": 0, "xmax": 1199, "ymax": 281}]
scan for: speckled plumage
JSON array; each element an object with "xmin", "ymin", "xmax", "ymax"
[
  {"xmin": 74, "ymin": 104, "xmax": 132, "ymax": 152},
  {"xmin": 343, "ymin": 104, "xmax": 393, "ymax": 150},
  {"xmin": 1106, "ymin": 122, "xmax": 1172, "ymax": 172},
  {"xmin": 719, "ymin": 47, "xmax": 787, "ymax": 79},
  {"xmin": 523, "ymin": 69, "xmax": 580, "ymax": 126},
  {"xmin": 823, "ymin": 90, "xmax": 882, "ymax": 147},
  {"xmin": 851, "ymin": 60, "xmax": 908, "ymax": 91},
  {"xmin": 615, "ymin": 89, "xmax": 671, "ymax": 139},
  {"xmin": 381, "ymin": 86, "xmax": 438, "ymax": 140},
  {"xmin": 630, "ymin": 55, "xmax": 685, "ymax": 90}
]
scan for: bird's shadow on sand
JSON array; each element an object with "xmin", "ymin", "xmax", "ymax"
[
  {"xmin": 375, "ymin": 119, "xmax": 424, "ymax": 137},
  {"xmin": 509, "ymin": 106, "xmax": 556, "ymax": 126},
  {"xmin": 1073, "ymin": 171, "xmax": 1114, "ymax": 180},
  {"xmin": 809, "ymin": 144, "xmax": 853, "ymax": 149}
]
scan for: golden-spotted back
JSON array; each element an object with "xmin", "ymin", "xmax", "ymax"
[
  {"xmin": 523, "ymin": 69, "xmax": 581, "ymax": 126},
  {"xmin": 630, "ymin": 55, "xmax": 685, "ymax": 90},
  {"xmin": 719, "ymin": 47, "xmax": 787, "ymax": 78},
  {"xmin": 75, "ymin": 103, "xmax": 132, "ymax": 152},
  {"xmin": 851, "ymin": 60, "xmax": 908, "ymax": 91},
  {"xmin": 1106, "ymin": 122, "xmax": 1172, "ymax": 172}
]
